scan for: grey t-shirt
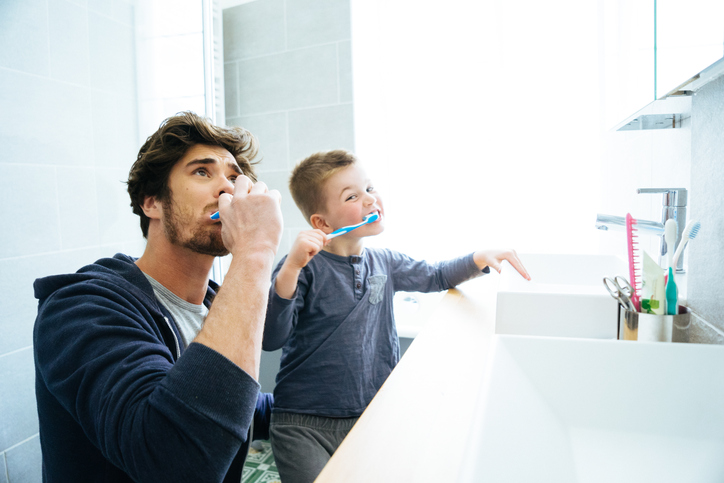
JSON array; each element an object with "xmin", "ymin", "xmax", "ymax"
[
  {"xmin": 144, "ymin": 273, "xmax": 208, "ymax": 349},
  {"xmin": 263, "ymin": 248, "xmax": 487, "ymax": 417}
]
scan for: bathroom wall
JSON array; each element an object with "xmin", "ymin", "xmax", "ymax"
[
  {"xmin": 222, "ymin": 0, "xmax": 356, "ymax": 391},
  {"xmin": 597, "ymin": 79, "xmax": 724, "ymax": 344},
  {"xmin": 0, "ymin": 1, "xmax": 144, "ymax": 481},
  {"xmin": 687, "ymin": 76, "xmax": 724, "ymax": 342}
]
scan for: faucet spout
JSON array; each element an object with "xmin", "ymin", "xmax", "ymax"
[{"xmin": 595, "ymin": 214, "xmax": 664, "ymax": 237}]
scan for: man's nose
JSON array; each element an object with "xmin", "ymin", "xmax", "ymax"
[{"xmin": 218, "ymin": 177, "xmax": 235, "ymax": 196}]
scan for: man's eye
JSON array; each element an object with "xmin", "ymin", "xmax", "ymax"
[{"xmin": 193, "ymin": 169, "xmax": 209, "ymax": 177}]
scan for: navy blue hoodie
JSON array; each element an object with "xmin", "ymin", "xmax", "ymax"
[{"xmin": 33, "ymin": 253, "xmax": 272, "ymax": 483}]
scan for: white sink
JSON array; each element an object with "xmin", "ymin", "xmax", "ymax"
[
  {"xmin": 458, "ymin": 335, "xmax": 724, "ymax": 483},
  {"xmin": 496, "ymin": 254, "xmax": 627, "ymax": 339}
]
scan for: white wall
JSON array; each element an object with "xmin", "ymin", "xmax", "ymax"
[{"xmin": 352, "ymin": 0, "xmax": 602, "ymax": 261}]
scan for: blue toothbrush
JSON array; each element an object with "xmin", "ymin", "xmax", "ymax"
[{"xmin": 327, "ymin": 212, "xmax": 379, "ymax": 239}]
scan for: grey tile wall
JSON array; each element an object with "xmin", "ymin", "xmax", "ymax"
[
  {"xmin": 0, "ymin": 1, "xmax": 143, "ymax": 480},
  {"xmin": 224, "ymin": 0, "xmax": 355, "ymax": 391},
  {"xmin": 688, "ymin": 75, "xmax": 724, "ymax": 333},
  {"xmin": 5, "ymin": 437, "xmax": 41, "ymax": 483}
]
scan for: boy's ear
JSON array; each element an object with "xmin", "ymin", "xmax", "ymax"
[
  {"xmin": 141, "ymin": 195, "xmax": 162, "ymax": 220},
  {"xmin": 310, "ymin": 213, "xmax": 331, "ymax": 232}
]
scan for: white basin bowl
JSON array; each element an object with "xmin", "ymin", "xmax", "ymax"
[
  {"xmin": 496, "ymin": 254, "xmax": 627, "ymax": 339},
  {"xmin": 458, "ymin": 335, "xmax": 724, "ymax": 483}
]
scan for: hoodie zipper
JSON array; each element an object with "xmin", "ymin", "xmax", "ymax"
[{"xmin": 163, "ymin": 316, "xmax": 181, "ymax": 359}]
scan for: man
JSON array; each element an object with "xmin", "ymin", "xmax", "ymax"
[{"xmin": 33, "ymin": 112, "xmax": 282, "ymax": 482}]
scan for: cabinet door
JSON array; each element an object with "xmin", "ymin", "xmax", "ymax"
[
  {"xmin": 602, "ymin": 0, "xmax": 655, "ymax": 129},
  {"xmin": 656, "ymin": 0, "xmax": 724, "ymax": 98}
]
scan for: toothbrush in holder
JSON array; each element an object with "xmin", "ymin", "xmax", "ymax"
[
  {"xmin": 664, "ymin": 219, "xmax": 678, "ymax": 315},
  {"xmin": 671, "ymin": 220, "xmax": 701, "ymax": 270},
  {"xmin": 327, "ymin": 212, "xmax": 380, "ymax": 239}
]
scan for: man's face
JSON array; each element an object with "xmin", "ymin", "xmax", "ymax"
[{"xmin": 162, "ymin": 144, "xmax": 242, "ymax": 256}]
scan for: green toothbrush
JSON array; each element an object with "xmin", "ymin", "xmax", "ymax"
[{"xmin": 664, "ymin": 219, "xmax": 678, "ymax": 315}]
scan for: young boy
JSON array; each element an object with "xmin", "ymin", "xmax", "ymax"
[{"xmin": 263, "ymin": 149, "xmax": 530, "ymax": 483}]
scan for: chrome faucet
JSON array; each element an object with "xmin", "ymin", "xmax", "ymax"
[{"xmin": 595, "ymin": 188, "xmax": 688, "ymax": 272}]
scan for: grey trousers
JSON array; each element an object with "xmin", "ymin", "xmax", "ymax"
[{"xmin": 270, "ymin": 412, "xmax": 359, "ymax": 483}]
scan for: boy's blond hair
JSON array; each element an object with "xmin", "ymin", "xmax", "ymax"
[{"xmin": 289, "ymin": 149, "xmax": 358, "ymax": 224}]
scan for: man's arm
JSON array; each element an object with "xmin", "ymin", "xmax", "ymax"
[{"xmin": 194, "ymin": 178, "xmax": 283, "ymax": 380}]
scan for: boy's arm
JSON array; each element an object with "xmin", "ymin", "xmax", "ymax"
[
  {"xmin": 473, "ymin": 249, "xmax": 531, "ymax": 280},
  {"xmin": 274, "ymin": 229, "xmax": 327, "ymax": 299}
]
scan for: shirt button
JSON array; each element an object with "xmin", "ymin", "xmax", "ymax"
[
  {"xmin": 356, "ymin": 282, "xmax": 362, "ymax": 289},
  {"xmin": 355, "ymin": 268, "xmax": 360, "ymax": 275}
]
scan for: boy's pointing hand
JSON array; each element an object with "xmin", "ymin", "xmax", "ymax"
[{"xmin": 473, "ymin": 249, "xmax": 531, "ymax": 281}]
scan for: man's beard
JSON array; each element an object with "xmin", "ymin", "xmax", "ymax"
[{"xmin": 161, "ymin": 196, "xmax": 229, "ymax": 257}]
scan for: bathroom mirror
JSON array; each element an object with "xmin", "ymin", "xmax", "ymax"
[
  {"xmin": 655, "ymin": 0, "xmax": 724, "ymax": 98},
  {"xmin": 604, "ymin": 0, "xmax": 724, "ymax": 128}
]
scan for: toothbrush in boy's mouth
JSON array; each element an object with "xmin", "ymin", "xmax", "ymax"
[{"xmin": 327, "ymin": 212, "xmax": 379, "ymax": 239}]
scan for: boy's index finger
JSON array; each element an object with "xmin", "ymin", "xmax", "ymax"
[{"xmin": 508, "ymin": 255, "xmax": 531, "ymax": 281}]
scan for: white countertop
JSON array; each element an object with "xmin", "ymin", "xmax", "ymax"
[{"xmin": 315, "ymin": 275, "xmax": 499, "ymax": 482}]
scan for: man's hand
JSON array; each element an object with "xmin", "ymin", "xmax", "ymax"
[{"xmin": 217, "ymin": 176, "xmax": 283, "ymax": 260}]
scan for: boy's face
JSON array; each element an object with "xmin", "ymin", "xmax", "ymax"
[{"xmin": 320, "ymin": 164, "xmax": 384, "ymax": 237}]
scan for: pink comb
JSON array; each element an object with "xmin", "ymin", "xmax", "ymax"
[{"xmin": 625, "ymin": 213, "xmax": 641, "ymax": 311}]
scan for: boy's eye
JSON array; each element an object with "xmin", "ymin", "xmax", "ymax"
[
  {"xmin": 366, "ymin": 186, "xmax": 375, "ymax": 193},
  {"xmin": 229, "ymin": 176, "xmax": 237, "ymax": 184},
  {"xmin": 193, "ymin": 169, "xmax": 209, "ymax": 177},
  {"xmin": 345, "ymin": 194, "xmax": 357, "ymax": 202}
]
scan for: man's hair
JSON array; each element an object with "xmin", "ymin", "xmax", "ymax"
[
  {"xmin": 289, "ymin": 149, "xmax": 358, "ymax": 223},
  {"xmin": 127, "ymin": 111, "xmax": 259, "ymax": 238}
]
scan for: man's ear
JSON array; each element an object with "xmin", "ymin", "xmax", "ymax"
[
  {"xmin": 310, "ymin": 213, "xmax": 330, "ymax": 232},
  {"xmin": 141, "ymin": 195, "xmax": 162, "ymax": 220}
]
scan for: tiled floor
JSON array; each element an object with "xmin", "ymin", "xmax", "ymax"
[{"xmin": 243, "ymin": 440, "xmax": 281, "ymax": 483}]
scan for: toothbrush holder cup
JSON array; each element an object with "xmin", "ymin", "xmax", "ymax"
[{"xmin": 619, "ymin": 305, "xmax": 691, "ymax": 342}]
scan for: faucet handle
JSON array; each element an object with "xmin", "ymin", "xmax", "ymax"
[{"xmin": 637, "ymin": 188, "xmax": 688, "ymax": 207}]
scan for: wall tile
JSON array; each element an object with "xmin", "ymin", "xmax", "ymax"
[
  {"xmin": 49, "ymin": 0, "xmax": 90, "ymax": 86},
  {"xmin": 5, "ymin": 435, "xmax": 41, "ymax": 483},
  {"xmin": 260, "ymin": 171, "xmax": 307, "ymax": 229},
  {"xmin": 89, "ymin": 11, "xmax": 136, "ymax": 96},
  {"xmin": 0, "ymin": 0, "xmax": 49, "ymax": 76},
  {"xmin": 136, "ymin": 0, "xmax": 202, "ymax": 37},
  {"xmin": 338, "ymin": 40, "xmax": 354, "ymax": 103},
  {"xmin": 688, "ymin": 75, "xmax": 724, "ymax": 331},
  {"xmin": 0, "ymin": 70, "xmax": 95, "ymax": 168},
  {"xmin": 288, "ymin": 103, "xmax": 354, "ymax": 163},
  {"xmin": 95, "ymin": 168, "xmax": 142, "ymax": 246},
  {"xmin": 0, "ymin": 248, "xmax": 103, "ymax": 355},
  {"xmin": 57, "ymin": 167, "xmax": 101, "ymax": 250},
  {"xmin": 0, "ymin": 452, "xmax": 7, "ymax": 483},
  {"xmin": 286, "ymin": 0, "xmax": 351, "ymax": 49},
  {"xmin": 91, "ymin": 90, "xmax": 140, "ymax": 169},
  {"xmin": 0, "ymin": 349, "xmax": 38, "ymax": 452},
  {"xmin": 224, "ymin": 62, "xmax": 239, "ymax": 118},
  {"xmin": 223, "ymin": 0, "xmax": 285, "ymax": 61},
  {"xmin": 88, "ymin": 0, "xmax": 134, "ymax": 26},
  {"xmin": 136, "ymin": 33, "xmax": 205, "ymax": 100},
  {"xmin": 237, "ymin": 44, "xmax": 338, "ymax": 115},
  {"xmin": 229, "ymin": 112, "xmax": 289, "ymax": 171},
  {"xmin": 0, "ymin": 165, "xmax": 61, "ymax": 259}
]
